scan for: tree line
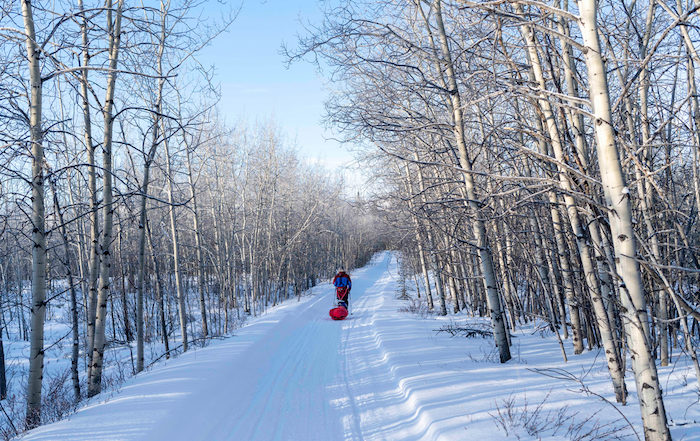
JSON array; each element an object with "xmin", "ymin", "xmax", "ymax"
[{"xmin": 292, "ymin": 0, "xmax": 700, "ymax": 440}]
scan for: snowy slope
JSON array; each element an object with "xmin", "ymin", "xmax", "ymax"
[{"xmin": 18, "ymin": 252, "xmax": 700, "ymax": 440}]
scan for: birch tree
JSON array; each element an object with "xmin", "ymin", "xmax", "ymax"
[
  {"xmin": 576, "ymin": 1, "xmax": 670, "ymax": 437},
  {"xmin": 88, "ymin": 0, "xmax": 125, "ymax": 398},
  {"xmin": 23, "ymin": 0, "xmax": 47, "ymax": 428}
]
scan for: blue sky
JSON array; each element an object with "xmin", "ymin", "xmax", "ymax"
[{"xmin": 197, "ymin": 0, "xmax": 360, "ymax": 177}]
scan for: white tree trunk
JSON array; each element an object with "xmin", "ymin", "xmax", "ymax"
[
  {"xmin": 185, "ymin": 142, "xmax": 208, "ymax": 338},
  {"xmin": 493, "ymin": 219, "xmax": 517, "ymax": 330},
  {"xmin": 164, "ymin": 135, "xmax": 189, "ymax": 352},
  {"xmin": 136, "ymin": 1, "xmax": 168, "ymax": 371},
  {"xmin": 88, "ymin": 0, "xmax": 124, "ymax": 397},
  {"xmin": 23, "ymin": 0, "xmax": 46, "ymax": 427},
  {"xmin": 77, "ymin": 0, "xmax": 100, "ymax": 368},
  {"xmin": 135, "ymin": 127, "xmax": 158, "ymax": 372},
  {"xmin": 400, "ymin": 161, "xmax": 430, "ymax": 305},
  {"xmin": 434, "ymin": 0, "xmax": 510, "ymax": 362},
  {"xmin": 518, "ymin": 9, "xmax": 626, "ymax": 402},
  {"xmin": 576, "ymin": 1, "xmax": 670, "ymax": 438},
  {"xmin": 414, "ymin": 157, "xmax": 447, "ymax": 314}
]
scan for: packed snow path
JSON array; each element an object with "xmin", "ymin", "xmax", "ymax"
[
  {"xmin": 23, "ymin": 252, "xmax": 443, "ymax": 441},
  {"xmin": 20, "ymin": 252, "xmax": 700, "ymax": 440}
]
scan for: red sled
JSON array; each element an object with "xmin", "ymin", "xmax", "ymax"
[{"xmin": 329, "ymin": 305, "xmax": 348, "ymax": 320}]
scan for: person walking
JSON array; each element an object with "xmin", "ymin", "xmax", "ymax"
[{"xmin": 332, "ymin": 268, "xmax": 351, "ymax": 308}]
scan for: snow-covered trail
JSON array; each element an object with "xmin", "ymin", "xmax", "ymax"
[
  {"xmin": 20, "ymin": 252, "xmax": 420, "ymax": 441},
  {"xmin": 18, "ymin": 251, "xmax": 700, "ymax": 440}
]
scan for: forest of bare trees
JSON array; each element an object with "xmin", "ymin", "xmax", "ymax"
[
  {"xmin": 1, "ymin": 0, "xmax": 700, "ymax": 439},
  {"xmin": 0, "ymin": 0, "xmax": 384, "ymax": 437},
  {"xmin": 291, "ymin": 0, "xmax": 700, "ymax": 439}
]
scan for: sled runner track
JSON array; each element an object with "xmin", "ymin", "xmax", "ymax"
[
  {"xmin": 156, "ymin": 290, "xmax": 344, "ymax": 441},
  {"xmin": 331, "ymin": 258, "xmax": 453, "ymax": 441},
  {"xmin": 235, "ymin": 302, "xmax": 319, "ymax": 439},
  {"xmin": 339, "ymin": 296, "xmax": 365, "ymax": 441}
]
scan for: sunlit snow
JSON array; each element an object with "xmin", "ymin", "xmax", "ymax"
[{"xmin": 18, "ymin": 252, "xmax": 700, "ymax": 440}]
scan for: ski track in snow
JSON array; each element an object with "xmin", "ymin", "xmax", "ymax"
[{"xmin": 18, "ymin": 252, "xmax": 700, "ymax": 441}]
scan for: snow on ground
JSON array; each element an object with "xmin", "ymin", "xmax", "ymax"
[
  {"xmin": 0, "ymin": 283, "xmax": 197, "ymax": 436},
  {"xmin": 17, "ymin": 252, "xmax": 700, "ymax": 440}
]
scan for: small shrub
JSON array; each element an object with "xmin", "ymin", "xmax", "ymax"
[
  {"xmin": 435, "ymin": 321, "xmax": 493, "ymax": 338},
  {"xmin": 490, "ymin": 393, "xmax": 632, "ymax": 441},
  {"xmin": 466, "ymin": 344, "xmax": 500, "ymax": 364},
  {"xmin": 398, "ymin": 297, "xmax": 431, "ymax": 318},
  {"xmin": 0, "ymin": 394, "xmax": 24, "ymax": 440},
  {"xmin": 41, "ymin": 369, "xmax": 79, "ymax": 425}
]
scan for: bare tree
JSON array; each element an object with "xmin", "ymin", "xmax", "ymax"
[
  {"xmin": 88, "ymin": 0, "xmax": 125, "ymax": 398},
  {"xmin": 22, "ymin": 0, "xmax": 47, "ymax": 427}
]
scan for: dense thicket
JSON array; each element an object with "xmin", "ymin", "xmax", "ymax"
[
  {"xmin": 293, "ymin": 0, "xmax": 700, "ymax": 439},
  {"xmin": 0, "ymin": 0, "xmax": 384, "ymax": 434}
]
